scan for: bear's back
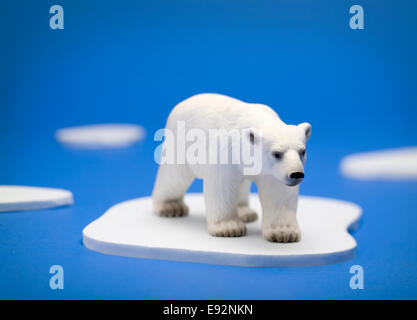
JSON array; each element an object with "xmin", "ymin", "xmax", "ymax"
[{"xmin": 166, "ymin": 93, "xmax": 282, "ymax": 131}]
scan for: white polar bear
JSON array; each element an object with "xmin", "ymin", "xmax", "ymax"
[{"xmin": 152, "ymin": 93, "xmax": 311, "ymax": 242}]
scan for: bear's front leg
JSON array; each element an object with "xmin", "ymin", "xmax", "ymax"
[
  {"xmin": 203, "ymin": 173, "xmax": 246, "ymax": 237},
  {"xmin": 256, "ymin": 176, "xmax": 301, "ymax": 243}
]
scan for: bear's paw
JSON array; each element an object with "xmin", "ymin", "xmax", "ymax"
[
  {"xmin": 208, "ymin": 219, "xmax": 247, "ymax": 237},
  {"xmin": 263, "ymin": 224, "xmax": 301, "ymax": 243},
  {"xmin": 153, "ymin": 199, "xmax": 189, "ymax": 217},
  {"xmin": 237, "ymin": 205, "xmax": 258, "ymax": 223}
]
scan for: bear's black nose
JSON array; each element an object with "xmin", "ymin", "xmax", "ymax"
[{"xmin": 290, "ymin": 172, "xmax": 304, "ymax": 180}]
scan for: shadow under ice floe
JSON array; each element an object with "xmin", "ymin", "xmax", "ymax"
[
  {"xmin": 0, "ymin": 185, "xmax": 73, "ymax": 212},
  {"xmin": 83, "ymin": 194, "xmax": 362, "ymax": 267},
  {"xmin": 340, "ymin": 147, "xmax": 417, "ymax": 180},
  {"xmin": 55, "ymin": 123, "xmax": 145, "ymax": 149}
]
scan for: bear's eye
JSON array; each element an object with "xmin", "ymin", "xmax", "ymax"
[
  {"xmin": 300, "ymin": 149, "xmax": 306, "ymax": 157},
  {"xmin": 272, "ymin": 151, "xmax": 283, "ymax": 160}
]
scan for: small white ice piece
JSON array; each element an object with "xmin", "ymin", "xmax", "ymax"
[
  {"xmin": 55, "ymin": 124, "xmax": 145, "ymax": 148},
  {"xmin": 340, "ymin": 147, "xmax": 417, "ymax": 180},
  {"xmin": 83, "ymin": 194, "xmax": 361, "ymax": 267},
  {"xmin": 0, "ymin": 185, "xmax": 73, "ymax": 212}
]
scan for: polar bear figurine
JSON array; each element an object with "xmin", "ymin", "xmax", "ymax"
[{"xmin": 152, "ymin": 93, "xmax": 311, "ymax": 243}]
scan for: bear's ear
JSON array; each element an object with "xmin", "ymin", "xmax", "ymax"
[
  {"xmin": 298, "ymin": 122, "xmax": 311, "ymax": 140},
  {"xmin": 247, "ymin": 129, "xmax": 260, "ymax": 144}
]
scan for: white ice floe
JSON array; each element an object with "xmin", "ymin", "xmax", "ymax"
[
  {"xmin": 0, "ymin": 185, "xmax": 73, "ymax": 212},
  {"xmin": 340, "ymin": 147, "xmax": 417, "ymax": 180},
  {"xmin": 55, "ymin": 124, "xmax": 145, "ymax": 148},
  {"xmin": 83, "ymin": 194, "xmax": 361, "ymax": 267}
]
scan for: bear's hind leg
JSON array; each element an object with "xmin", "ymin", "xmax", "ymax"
[
  {"xmin": 152, "ymin": 164, "xmax": 195, "ymax": 217},
  {"xmin": 203, "ymin": 176, "xmax": 246, "ymax": 237},
  {"xmin": 237, "ymin": 179, "xmax": 258, "ymax": 223}
]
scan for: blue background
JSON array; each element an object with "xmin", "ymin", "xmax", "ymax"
[{"xmin": 1, "ymin": 0, "xmax": 416, "ymax": 299}]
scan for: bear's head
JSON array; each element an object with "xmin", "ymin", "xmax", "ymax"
[{"xmin": 247, "ymin": 122, "xmax": 311, "ymax": 186}]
